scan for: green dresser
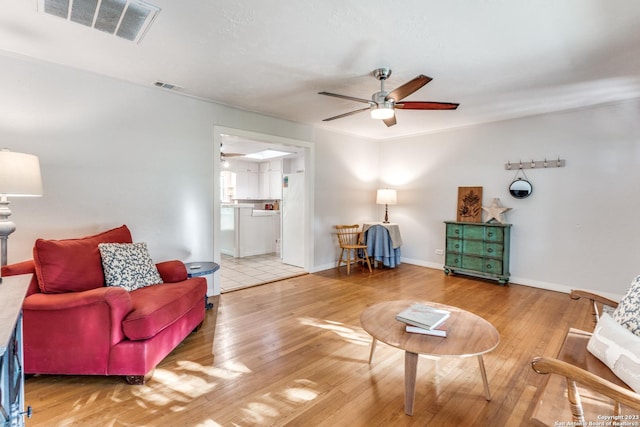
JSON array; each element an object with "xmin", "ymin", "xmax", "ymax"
[{"xmin": 444, "ymin": 221, "xmax": 511, "ymax": 285}]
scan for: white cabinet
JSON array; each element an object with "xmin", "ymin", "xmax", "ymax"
[
  {"xmin": 259, "ymin": 160, "xmax": 282, "ymax": 199},
  {"xmin": 259, "ymin": 163, "xmax": 270, "ymax": 199},
  {"xmin": 225, "ymin": 160, "xmax": 282, "ymax": 201},
  {"xmin": 239, "ymin": 209, "xmax": 276, "ymax": 256},
  {"xmin": 220, "ymin": 206, "xmax": 236, "ymax": 256},
  {"xmin": 269, "ymin": 171, "xmax": 282, "ymax": 199},
  {"xmin": 236, "ymin": 171, "xmax": 259, "ymax": 199},
  {"xmin": 269, "ymin": 159, "xmax": 282, "ymax": 171},
  {"xmin": 220, "ymin": 205, "xmax": 279, "ymax": 257},
  {"xmin": 232, "ymin": 161, "xmax": 259, "ymax": 199}
]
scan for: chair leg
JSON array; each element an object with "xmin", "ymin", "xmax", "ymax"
[
  {"xmin": 363, "ymin": 249, "xmax": 372, "ymax": 273},
  {"xmin": 337, "ymin": 248, "xmax": 345, "ymax": 269},
  {"xmin": 567, "ymin": 379, "xmax": 585, "ymax": 425},
  {"xmin": 347, "ymin": 249, "xmax": 352, "ymax": 275}
]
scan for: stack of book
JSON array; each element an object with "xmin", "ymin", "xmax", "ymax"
[{"xmin": 395, "ymin": 303, "xmax": 450, "ymax": 337}]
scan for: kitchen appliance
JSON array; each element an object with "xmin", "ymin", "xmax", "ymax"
[{"xmin": 282, "ymin": 172, "xmax": 305, "ymax": 268}]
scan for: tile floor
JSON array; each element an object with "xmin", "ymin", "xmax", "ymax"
[{"xmin": 219, "ymin": 253, "xmax": 306, "ymax": 292}]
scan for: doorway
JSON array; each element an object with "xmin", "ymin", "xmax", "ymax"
[{"xmin": 213, "ymin": 126, "xmax": 314, "ymax": 294}]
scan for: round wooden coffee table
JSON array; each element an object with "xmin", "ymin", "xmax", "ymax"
[{"xmin": 360, "ymin": 300, "xmax": 500, "ymax": 416}]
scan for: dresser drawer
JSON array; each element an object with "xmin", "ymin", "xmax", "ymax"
[
  {"xmin": 461, "ymin": 224, "xmax": 485, "ymax": 240},
  {"xmin": 460, "ymin": 256, "xmax": 503, "ymax": 273},
  {"xmin": 446, "ymin": 224, "xmax": 463, "ymax": 238},
  {"xmin": 462, "ymin": 240, "xmax": 483, "ymax": 255},
  {"xmin": 484, "ymin": 242, "xmax": 504, "ymax": 257},
  {"xmin": 445, "ymin": 254, "xmax": 504, "ymax": 275},
  {"xmin": 460, "ymin": 240, "xmax": 503, "ymax": 257},
  {"xmin": 482, "ymin": 258, "xmax": 504, "ymax": 274},
  {"xmin": 446, "ymin": 237, "xmax": 463, "ymax": 253},
  {"xmin": 445, "ymin": 253, "xmax": 461, "ymax": 267},
  {"xmin": 461, "ymin": 255, "xmax": 485, "ymax": 271},
  {"xmin": 484, "ymin": 227, "xmax": 504, "ymax": 242}
]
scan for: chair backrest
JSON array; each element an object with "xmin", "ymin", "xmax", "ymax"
[{"xmin": 335, "ymin": 224, "xmax": 362, "ymax": 247}]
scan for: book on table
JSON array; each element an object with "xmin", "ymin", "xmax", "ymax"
[
  {"xmin": 405, "ymin": 324, "xmax": 447, "ymax": 337},
  {"xmin": 395, "ymin": 303, "xmax": 450, "ymax": 330}
]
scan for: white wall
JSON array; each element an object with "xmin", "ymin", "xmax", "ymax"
[
  {"xmin": 312, "ymin": 128, "xmax": 379, "ymax": 270},
  {"xmin": 0, "ymin": 52, "xmax": 312, "ymax": 296},
  {"xmin": 380, "ymin": 99, "xmax": 640, "ymax": 298},
  {"xmin": 0, "ymin": 53, "xmax": 214, "ymax": 264},
  {"xmin": 4, "ymin": 51, "xmax": 637, "ymax": 298}
]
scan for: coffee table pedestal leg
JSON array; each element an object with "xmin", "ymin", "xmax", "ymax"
[
  {"xmin": 368, "ymin": 338, "xmax": 377, "ymax": 364},
  {"xmin": 404, "ymin": 351, "xmax": 419, "ymax": 416},
  {"xmin": 477, "ymin": 355, "xmax": 492, "ymax": 401}
]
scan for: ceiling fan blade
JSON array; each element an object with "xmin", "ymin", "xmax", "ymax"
[
  {"xmin": 383, "ymin": 115, "xmax": 397, "ymax": 127},
  {"xmin": 322, "ymin": 107, "xmax": 370, "ymax": 121},
  {"xmin": 395, "ymin": 101, "xmax": 459, "ymax": 110},
  {"xmin": 318, "ymin": 91, "xmax": 373, "ymax": 104},
  {"xmin": 385, "ymin": 75, "xmax": 432, "ymax": 102}
]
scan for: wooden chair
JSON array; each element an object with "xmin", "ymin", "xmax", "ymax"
[
  {"xmin": 530, "ymin": 290, "xmax": 640, "ymax": 426},
  {"xmin": 335, "ymin": 225, "xmax": 372, "ymax": 275}
]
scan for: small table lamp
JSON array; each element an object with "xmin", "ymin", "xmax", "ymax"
[
  {"xmin": 0, "ymin": 149, "xmax": 43, "ymax": 283},
  {"xmin": 376, "ymin": 189, "xmax": 397, "ymax": 224}
]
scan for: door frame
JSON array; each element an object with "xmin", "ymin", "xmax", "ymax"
[{"xmin": 212, "ymin": 126, "xmax": 315, "ymax": 295}]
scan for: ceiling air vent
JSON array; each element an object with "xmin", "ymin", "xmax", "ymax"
[
  {"xmin": 38, "ymin": 0, "xmax": 160, "ymax": 43},
  {"xmin": 154, "ymin": 81, "xmax": 183, "ymax": 91}
]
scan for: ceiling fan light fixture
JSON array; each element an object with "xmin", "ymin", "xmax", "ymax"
[
  {"xmin": 371, "ymin": 105, "xmax": 394, "ymax": 120},
  {"xmin": 320, "ymin": 69, "xmax": 457, "ymax": 126}
]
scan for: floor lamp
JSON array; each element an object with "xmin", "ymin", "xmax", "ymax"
[
  {"xmin": 376, "ymin": 189, "xmax": 397, "ymax": 224},
  {"xmin": 0, "ymin": 149, "xmax": 43, "ymax": 283}
]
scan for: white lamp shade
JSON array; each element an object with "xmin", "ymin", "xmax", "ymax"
[
  {"xmin": 376, "ymin": 189, "xmax": 397, "ymax": 205},
  {"xmin": 0, "ymin": 150, "xmax": 43, "ymax": 197}
]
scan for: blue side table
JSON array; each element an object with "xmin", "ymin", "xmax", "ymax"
[{"xmin": 185, "ymin": 262, "xmax": 220, "ymax": 310}]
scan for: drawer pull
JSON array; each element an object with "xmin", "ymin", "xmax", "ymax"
[
  {"xmin": 455, "ymin": 244, "xmax": 460, "ymax": 249},
  {"xmin": 487, "ymin": 248, "xmax": 493, "ymax": 253},
  {"xmin": 487, "ymin": 232, "xmax": 493, "ymax": 238},
  {"xmin": 486, "ymin": 264, "xmax": 492, "ymax": 270},
  {"xmin": 455, "ymin": 229, "xmax": 460, "ymax": 235}
]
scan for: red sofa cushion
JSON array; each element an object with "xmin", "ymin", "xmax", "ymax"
[
  {"xmin": 33, "ymin": 225, "xmax": 133, "ymax": 294},
  {"xmin": 122, "ymin": 277, "xmax": 206, "ymax": 341}
]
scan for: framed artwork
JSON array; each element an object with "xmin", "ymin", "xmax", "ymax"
[{"xmin": 457, "ymin": 186, "xmax": 483, "ymax": 222}]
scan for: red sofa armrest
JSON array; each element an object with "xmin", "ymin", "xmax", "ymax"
[
  {"xmin": 2, "ymin": 259, "xmax": 40, "ymax": 296},
  {"xmin": 2, "ymin": 259, "xmax": 36, "ymax": 275},
  {"xmin": 156, "ymin": 260, "xmax": 188, "ymax": 283},
  {"xmin": 22, "ymin": 286, "xmax": 134, "ymax": 374}
]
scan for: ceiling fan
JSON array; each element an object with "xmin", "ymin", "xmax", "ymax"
[
  {"xmin": 220, "ymin": 143, "xmax": 244, "ymax": 159},
  {"xmin": 319, "ymin": 68, "xmax": 459, "ymax": 127},
  {"xmin": 220, "ymin": 143, "xmax": 244, "ymax": 168}
]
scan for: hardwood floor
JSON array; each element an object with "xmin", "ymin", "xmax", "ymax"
[{"xmin": 23, "ymin": 264, "xmax": 594, "ymax": 426}]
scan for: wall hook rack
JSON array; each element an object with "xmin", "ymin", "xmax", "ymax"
[{"xmin": 504, "ymin": 158, "xmax": 565, "ymax": 170}]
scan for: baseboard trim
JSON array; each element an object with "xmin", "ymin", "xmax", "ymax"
[
  {"xmin": 311, "ymin": 258, "xmax": 623, "ymax": 300},
  {"xmin": 400, "ymin": 258, "xmax": 623, "ymax": 300}
]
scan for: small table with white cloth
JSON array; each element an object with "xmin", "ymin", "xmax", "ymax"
[{"xmin": 363, "ymin": 222, "xmax": 402, "ymax": 268}]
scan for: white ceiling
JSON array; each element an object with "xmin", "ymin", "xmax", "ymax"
[{"xmin": 1, "ymin": 1, "xmax": 640, "ymax": 140}]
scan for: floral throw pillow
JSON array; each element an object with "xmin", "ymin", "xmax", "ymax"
[
  {"xmin": 98, "ymin": 242, "xmax": 163, "ymax": 291},
  {"xmin": 612, "ymin": 275, "xmax": 640, "ymax": 336}
]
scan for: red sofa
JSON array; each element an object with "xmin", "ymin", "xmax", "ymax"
[{"xmin": 1, "ymin": 225, "xmax": 207, "ymax": 384}]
